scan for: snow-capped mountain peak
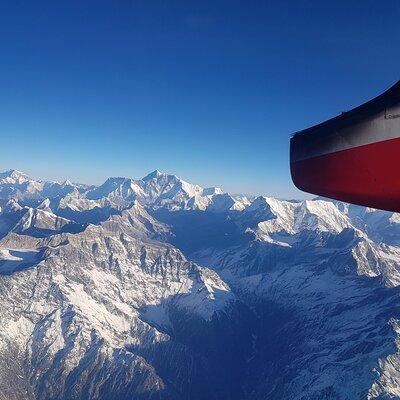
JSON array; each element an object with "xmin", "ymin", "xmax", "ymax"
[
  {"xmin": 142, "ymin": 169, "xmax": 165, "ymax": 181},
  {"xmin": 0, "ymin": 169, "xmax": 30, "ymax": 184}
]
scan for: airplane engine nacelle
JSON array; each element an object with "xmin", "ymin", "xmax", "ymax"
[{"xmin": 290, "ymin": 81, "xmax": 400, "ymax": 212}]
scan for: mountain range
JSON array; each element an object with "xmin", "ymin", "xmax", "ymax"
[{"xmin": 0, "ymin": 169, "xmax": 399, "ymax": 399}]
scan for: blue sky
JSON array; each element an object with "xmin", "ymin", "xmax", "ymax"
[{"xmin": 0, "ymin": 1, "xmax": 399, "ymax": 197}]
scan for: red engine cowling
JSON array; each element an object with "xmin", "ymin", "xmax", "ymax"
[{"xmin": 290, "ymin": 80, "xmax": 400, "ymax": 212}]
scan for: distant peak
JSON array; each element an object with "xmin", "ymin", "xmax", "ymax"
[
  {"xmin": 0, "ymin": 169, "xmax": 30, "ymax": 182},
  {"xmin": 3, "ymin": 169, "xmax": 27, "ymax": 177},
  {"xmin": 142, "ymin": 170, "xmax": 166, "ymax": 181},
  {"xmin": 252, "ymin": 196, "xmax": 268, "ymax": 204},
  {"xmin": 62, "ymin": 179, "xmax": 73, "ymax": 186},
  {"xmin": 245, "ymin": 196, "xmax": 270, "ymax": 211}
]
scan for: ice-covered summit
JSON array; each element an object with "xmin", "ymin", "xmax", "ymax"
[
  {"xmin": 0, "ymin": 169, "xmax": 237, "ymax": 212},
  {"xmin": 0, "ymin": 169, "xmax": 30, "ymax": 184}
]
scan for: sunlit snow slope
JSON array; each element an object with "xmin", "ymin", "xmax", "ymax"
[{"xmin": 0, "ymin": 169, "xmax": 399, "ymax": 399}]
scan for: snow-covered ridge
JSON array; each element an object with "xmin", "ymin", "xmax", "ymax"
[
  {"xmin": 0, "ymin": 169, "xmax": 400, "ymax": 399},
  {"xmin": 0, "ymin": 169, "xmax": 249, "ymax": 212}
]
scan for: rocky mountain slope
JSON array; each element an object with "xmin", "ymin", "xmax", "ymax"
[{"xmin": 0, "ymin": 169, "xmax": 399, "ymax": 399}]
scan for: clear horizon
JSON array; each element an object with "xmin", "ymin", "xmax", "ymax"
[{"xmin": 1, "ymin": 1, "xmax": 399, "ymax": 198}]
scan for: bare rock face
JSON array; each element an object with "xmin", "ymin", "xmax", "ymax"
[{"xmin": 0, "ymin": 170, "xmax": 400, "ymax": 399}]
